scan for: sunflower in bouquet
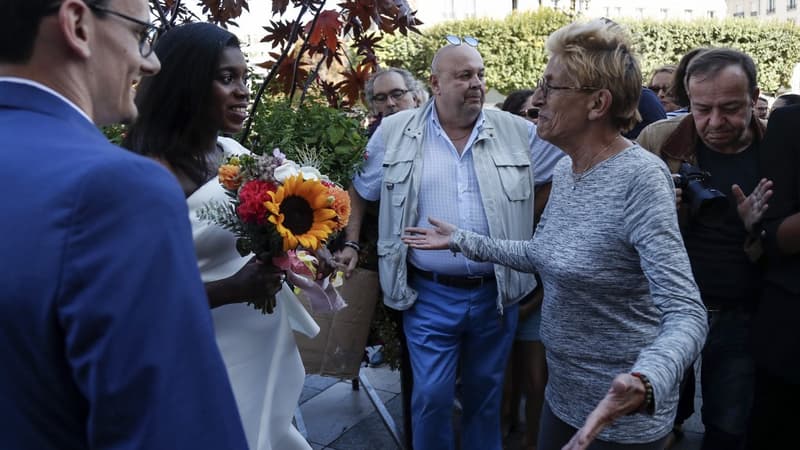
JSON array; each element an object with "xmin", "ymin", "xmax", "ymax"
[{"xmin": 198, "ymin": 148, "xmax": 351, "ymax": 313}]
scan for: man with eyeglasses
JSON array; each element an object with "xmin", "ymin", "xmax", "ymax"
[
  {"xmin": 339, "ymin": 37, "xmax": 563, "ymax": 450},
  {"xmin": 340, "ymin": 67, "xmax": 428, "ymax": 274},
  {"xmin": 365, "ymin": 67, "xmax": 427, "ymax": 125},
  {"xmin": 0, "ymin": 1, "xmax": 248, "ymax": 449}
]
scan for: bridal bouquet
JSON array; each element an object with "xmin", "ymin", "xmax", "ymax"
[{"xmin": 198, "ymin": 148, "xmax": 350, "ymax": 314}]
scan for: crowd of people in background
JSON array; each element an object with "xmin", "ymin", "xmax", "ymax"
[{"xmin": 2, "ymin": 1, "xmax": 798, "ymax": 450}]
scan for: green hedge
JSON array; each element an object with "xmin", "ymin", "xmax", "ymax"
[{"xmin": 377, "ymin": 9, "xmax": 800, "ymax": 95}]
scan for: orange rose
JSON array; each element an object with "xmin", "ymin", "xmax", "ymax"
[{"xmin": 218, "ymin": 164, "xmax": 242, "ymax": 191}]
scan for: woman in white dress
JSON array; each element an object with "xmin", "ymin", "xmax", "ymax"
[{"xmin": 123, "ymin": 23, "xmax": 316, "ymax": 450}]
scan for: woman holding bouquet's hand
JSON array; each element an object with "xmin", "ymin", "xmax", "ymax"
[
  {"xmin": 402, "ymin": 19, "xmax": 707, "ymax": 450},
  {"xmin": 123, "ymin": 23, "xmax": 315, "ymax": 450}
]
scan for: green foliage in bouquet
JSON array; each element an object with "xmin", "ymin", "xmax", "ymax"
[
  {"xmin": 195, "ymin": 198, "xmax": 282, "ymax": 261},
  {"xmin": 102, "ymin": 124, "xmax": 127, "ymax": 146},
  {"xmin": 241, "ymin": 95, "xmax": 368, "ymax": 188}
]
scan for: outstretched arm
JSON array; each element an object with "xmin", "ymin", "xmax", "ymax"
[
  {"xmin": 562, "ymin": 374, "xmax": 648, "ymax": 450},
  {"xmin": 403, "ymin": 218, "xmax": 539, "ymax": 273},
  {"xmin": 402, "ymin": 217, "xmax": 457, "ymax": 250}
]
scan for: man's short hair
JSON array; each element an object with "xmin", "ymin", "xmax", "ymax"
[
  {"xmin": 365, "ymin": 67, "xmax": 427, "ymax": 109},
  {"xmin": 1, "ymin": 0, "xmax": 109, "ymax": 64},
  {"xmin": 685, "ymin": 48, "xmax": 758, "ymax": 97}
]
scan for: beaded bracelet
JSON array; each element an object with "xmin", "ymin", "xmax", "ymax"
[
  {"xmin": 343, "ymin": 240, "xmax": 361, "ymax": 252},
  {"xmin": 631, "ymin": 372, "xmax": 655, "ymax": 415}
]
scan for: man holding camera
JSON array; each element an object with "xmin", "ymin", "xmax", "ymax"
[{"xmin": 638, "ymin": 48, "xmax": 771, "ymax": 450}]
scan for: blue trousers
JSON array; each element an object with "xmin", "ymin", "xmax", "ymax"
[{"xmin": 403, "ymin": 276, "xmax": 518, "ymax": 450}]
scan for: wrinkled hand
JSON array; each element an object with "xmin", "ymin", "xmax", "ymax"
[
  {"xmin": 334, "ymin": 246, "xmax": 359, "ymax": 278},
  {"xmin": 562, "ymin": 374, "xmax": 646, "ymax": 450},
  {"xmin": 732, "ymin": 178, "xmax": 773, "ymax": 232},
  {"xmin": 233, "ymin": 257, "xmax": 285, "ymax": 313},
  {"xmin": 313, "ymin": 245, "xmax": 346, "ymax": 279},
  {"xmin": 402, "ymin": 217, "xmax": 457, "ymax": 250}
]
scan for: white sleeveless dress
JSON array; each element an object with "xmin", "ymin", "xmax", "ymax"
[{"xmin": 188, "ymin": 136, "xmax": 318, "ymax": 450}]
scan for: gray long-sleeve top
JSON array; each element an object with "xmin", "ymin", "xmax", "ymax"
[{"xmin": 451, "ymin": 145, "xmax": 707, "ymax": 443}]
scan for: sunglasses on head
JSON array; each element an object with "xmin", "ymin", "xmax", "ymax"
[
  {"xmin": 445, "ymin": 35, "xmax": 479, "ymax": 47},
  {"xmin": 517, "ymin": 108, "xmax": 539, "ymax": 119}
]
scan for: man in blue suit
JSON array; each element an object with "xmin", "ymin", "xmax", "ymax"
[{"xmin": 0, "ymin": 1, "xmax": 249, "ymax": 448}]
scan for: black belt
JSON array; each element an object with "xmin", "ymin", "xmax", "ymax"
[{"xmin": 410, "ymin": 266, "xmax": 495, "ymax": 289}]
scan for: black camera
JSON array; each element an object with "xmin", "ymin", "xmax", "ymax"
[{"xmin": 673, "ymin": 162, "xmax": 728, "ymax": 226}]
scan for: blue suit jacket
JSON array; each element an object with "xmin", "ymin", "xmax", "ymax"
[{"xmin": 0, "ymin": 81, "xmax": 248, "ymax": 449}]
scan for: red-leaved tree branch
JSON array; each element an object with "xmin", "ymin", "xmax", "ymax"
[{"xmin": 148, "ymin": 0, "xmax": 422, "ymax": 142}]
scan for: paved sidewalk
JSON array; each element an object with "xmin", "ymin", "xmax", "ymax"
[
  {"xmin": 298, "ymin": 366, "xmax": 405, "ymax": 450},
  {"xmin": 297, "ymin": 362, "xmax": 705, "ymax": 450}
]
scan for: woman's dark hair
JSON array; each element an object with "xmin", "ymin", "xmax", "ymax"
[
  {"xmin": 670, "ymin": 47, "xmax": 708, "ymax": 108},
  {"xmin": 501, "ymin": 89, "xmax": 535, "ymax": 113},
  {"xmin": 123, "ymin": 22, "xmax": 240, "ymax": 186}
]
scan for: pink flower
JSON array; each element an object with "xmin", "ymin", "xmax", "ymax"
[{"xmin": 272, "ymin": 250, "xmax": 315, "ymax": 278}]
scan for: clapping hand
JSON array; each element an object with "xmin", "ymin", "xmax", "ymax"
[
  {"xmin": 562, "ymin": 373, "xmax": 647, "ymax": 450},
  {"xmin": 402, "ymin": 217, "xmax": 458, "ymax": 250},
  {"xmin": 732, "ymin": 178, "xmax": 773, "ymax": 232}
]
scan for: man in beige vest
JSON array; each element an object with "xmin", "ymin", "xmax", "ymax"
[{"xmin": 339, "ymin": 40, "xmax": 562, "ymax": 449}]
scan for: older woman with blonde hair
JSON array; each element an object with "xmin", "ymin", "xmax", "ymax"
[{"xmin": 402, "ymin": 19, "xmax": 707, "ymax": 450}]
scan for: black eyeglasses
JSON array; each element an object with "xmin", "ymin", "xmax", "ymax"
[
  {"xmin": 87, "ymin": 3, "xmax": 160, "ymax": 57},
  {"xmin": 445, "ymin": 35, "xmax": 479, "ymax": 47},
  {"xmin": 372, "ymin": 89, "xmax": 410, "ymax": 104},
  {"xmin": 535, "ymin": 77, "xmax": 599, "ymax": 100},
  {"xmin": 517, "ymin": 108, "xmax": 539, "ymax": 119}
]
